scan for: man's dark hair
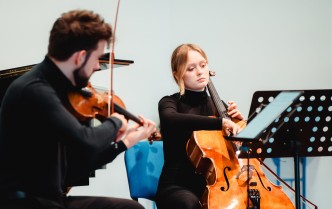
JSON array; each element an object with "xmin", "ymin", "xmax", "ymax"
[{"xmin": 48, "ymin": 10, "xmax": 113, "ymax": 61}]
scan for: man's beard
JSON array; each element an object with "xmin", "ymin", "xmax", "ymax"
[
  {"xmin": 73, "ymin": 67, "xmax": 89, "ymax": 89},
  {"xmin": 73, "ymin": 51, "xmax": 92, "ymax": 89}
]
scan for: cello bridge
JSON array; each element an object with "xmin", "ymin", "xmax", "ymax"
[{"xmin": 236, "ymin": 164, "xmax": 255, "ymax": 180}]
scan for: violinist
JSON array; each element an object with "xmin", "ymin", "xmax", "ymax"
[
  {"xmin": 155, "ymin": 43, "xmax": 243, "ymax": 209},
  {"xmin": 0, "ymin": 9, "xmax": 156, "ymax": 209}
]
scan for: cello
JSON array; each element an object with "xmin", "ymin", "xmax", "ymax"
[{"xmin": 186, "ymin": 71, "xmax": 295, "ymax": 209}]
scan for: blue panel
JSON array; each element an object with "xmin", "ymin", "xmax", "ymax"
[{"xmin": 124, "ymin": 141, "xmax": 164, "ymax": 201}]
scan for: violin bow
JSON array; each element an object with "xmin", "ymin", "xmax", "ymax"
[{"xmin": 108, "ymin": 0, "xmax": 121, "ymax": 116}]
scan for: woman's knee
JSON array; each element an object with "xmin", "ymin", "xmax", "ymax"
[{"xmin": 156, "ymin": 188, "xmax": 201, "ymax": 209}]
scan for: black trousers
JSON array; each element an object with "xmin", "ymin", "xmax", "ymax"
[
  {"xmin": 0, "ymin": 195, "xmax": 144, "ymax": 209},
  {"xmin": 155, "ymin": 185, "xmax": 202, "ymax": 209}
]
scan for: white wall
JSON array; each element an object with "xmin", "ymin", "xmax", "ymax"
[{"xmin": 1, "ymin": 0, "xmax": 331, "ymax": 209}]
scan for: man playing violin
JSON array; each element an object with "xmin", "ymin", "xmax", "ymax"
[{"xmin": 0, "ymin": 9, "xmax": 156, "ymax": 209}]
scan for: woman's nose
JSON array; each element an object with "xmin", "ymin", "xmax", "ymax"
[{"xmin": 196, "ymin": 67, "xmax": 204, "ymax": 74}]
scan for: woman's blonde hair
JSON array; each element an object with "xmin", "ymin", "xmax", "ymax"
[{"xmin": 171, "ymin": 43, "xmax": 208, "ymax": 95}]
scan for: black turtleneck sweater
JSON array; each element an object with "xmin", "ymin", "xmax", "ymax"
[
  {"xmin": 157, "ymin": 89, "xmax": 223, "ymax": 198},
  {"xmin": 0, "ymin": 56, "xmax": 126, "ymax": 204}
]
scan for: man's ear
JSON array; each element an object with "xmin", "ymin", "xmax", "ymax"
[{"xmin": 74, "ymin": 50, "xmax": 87, "ymax": 65}]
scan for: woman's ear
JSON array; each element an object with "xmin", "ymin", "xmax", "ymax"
[{"xmin": 172, "ymin": 71, "xmax": 178, "ymax": 83}]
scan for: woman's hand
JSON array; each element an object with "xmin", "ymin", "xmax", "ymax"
[
  {"xmin": 227, "ymin": 101, "xmax": 244, "ymax": 120},
  {"xmin": 222, "ymin": 118, "xmax": 241, "ymax": 136}
]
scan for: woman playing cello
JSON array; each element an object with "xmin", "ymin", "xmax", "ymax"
[{"xmin": 155, "ymin": 43, "xmax": 243, "ymax": 209}]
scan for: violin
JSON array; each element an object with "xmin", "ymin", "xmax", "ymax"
[{"xmin": 67, "ymin": 82, "xmax": 161, "ymax": 142}]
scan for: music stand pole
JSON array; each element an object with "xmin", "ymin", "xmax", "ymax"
[
  {"xmin": 292, "ymin": 139, "xmax": 301, "ymax": 209},
  {"xmin": 274, "ymin": 110, "xmax": 303, "ymax": 209}
]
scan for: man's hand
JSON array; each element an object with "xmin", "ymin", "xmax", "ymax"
[{"xmin": 120, "ymin": 115, "xmax": 156, "ymax": 149}]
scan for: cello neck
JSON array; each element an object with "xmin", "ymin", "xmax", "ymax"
[{"xmin": 206, "ymin": 71, "xmax": 229, "ymax": 120}]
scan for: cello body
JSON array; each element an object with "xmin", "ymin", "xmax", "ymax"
[
  {"xmin": 186, "ymin": 72, "xmax": 295, "ymax": 209},
  {"xmin": 186, "ymin": 125, "xmax": 295, "ymax": 209}
]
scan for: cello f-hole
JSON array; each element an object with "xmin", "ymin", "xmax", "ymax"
[
  {"xmin": 221, "ymin": 167, "xmax": 231, "ymax": 191},
  {"xmin": 253, "ymin": 168, "xmax": 272, "ymax": 192}
]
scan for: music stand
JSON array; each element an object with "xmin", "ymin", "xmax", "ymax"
[{"xmin": 227, "ymin": 89, "xmax": 332, "ymax": 209}]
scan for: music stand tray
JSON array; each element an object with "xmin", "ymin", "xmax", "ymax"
[{"xmin": 225, "ymin": 90, "xmax": 303, "ymax": 144}]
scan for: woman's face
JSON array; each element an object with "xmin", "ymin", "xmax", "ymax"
[{"xmin": 183, "ymin": 50, "xmax": 210, "ymax": 91}]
